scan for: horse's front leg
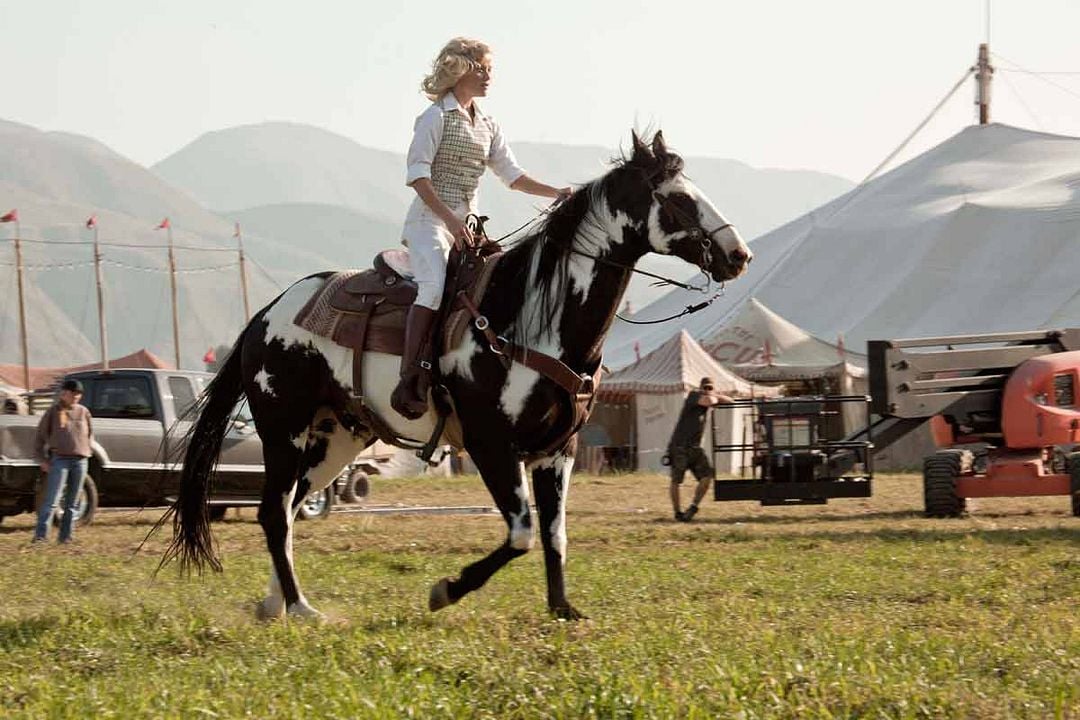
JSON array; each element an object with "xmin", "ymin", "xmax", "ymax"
[
  {"xmin": 531, "ymin": 446, "xmax": 584, "ymax": 620},
  {"xmin": 429, "ymin": 443, "xmax": 534, "ymax": 611}
]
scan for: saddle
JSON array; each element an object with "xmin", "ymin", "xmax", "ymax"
[
  {"xmin": 293, "ymin": 243, "xmax": 503, "ymax": 450},
  {"xmin": 294, "ymin": 229, "xmax": 602, "ymax": 460}
]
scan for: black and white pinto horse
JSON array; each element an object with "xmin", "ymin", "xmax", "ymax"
[{"xmin": 165, "ymin": 131, "xmax": 752, "ymax": 621}]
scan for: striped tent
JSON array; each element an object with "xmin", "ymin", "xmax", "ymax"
[{"xmin": 588, "ymin": 330, "xmax": 777, "ymax": 473}]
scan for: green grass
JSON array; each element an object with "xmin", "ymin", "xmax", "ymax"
[{"xmin": 0, "ymin": 473, "xmax": 1077, "ymax": 718}]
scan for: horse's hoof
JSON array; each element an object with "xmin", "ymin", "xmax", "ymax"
[
  {"xmin": 428, "ymin": 577, "xmax": 455, "ymax": 612},
  {"xmin": 551, "ymin": 604, "xmax": 588, "ymax": 621},
  {"xmin": 286, "ymin": 601, "xmax": 328, "ymax": 623},
  {"xmin": 255, "ymin": 599, "xmax": 284, "ymax": 622}
]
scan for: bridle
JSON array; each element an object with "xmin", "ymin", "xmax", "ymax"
[{"xmin": 650, "ymin": 189, "xmax": 735, "ymax": 277}]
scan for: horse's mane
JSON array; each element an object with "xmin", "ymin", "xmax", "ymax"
[
  {"xmin": 500, "ymin": 133, "xmax": 684, "ymax": 347},
  {"xmin": 502, "ymin": 176, "xmax": 603, "ymax": 346}
]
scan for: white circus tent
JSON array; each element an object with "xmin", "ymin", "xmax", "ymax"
[{"xmin": 604, "ymin": 124, "xmax": 1080, "ymax": 370}]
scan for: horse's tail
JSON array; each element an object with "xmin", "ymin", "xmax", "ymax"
[{"xmin": 161, "ymin": 328, "xmax": 248, "ymax": 574}]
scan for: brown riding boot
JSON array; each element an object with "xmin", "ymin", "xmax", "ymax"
[{"xmin": 391, "ymin": 304, "xmax": 437, "ymax": 420}]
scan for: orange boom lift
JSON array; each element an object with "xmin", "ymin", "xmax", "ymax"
[{"xmin": 869, "ymin": 329, "xmax": 1080, "ymax": 517}]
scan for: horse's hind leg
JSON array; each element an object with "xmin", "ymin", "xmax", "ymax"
[
  {"xmin": 429, "ymin": 442, "xmax": 534, "ymax": 611},
  {"xmin": 255, "ymin": 434, "xmax": 315, "ymax": 621},
  {"xmin": 259, "ymin": 410, "xmax": 371, "ymax": 621},
  {"xmin": 531, "ymin": 446, "xmax": 584, "ymax": 620}
]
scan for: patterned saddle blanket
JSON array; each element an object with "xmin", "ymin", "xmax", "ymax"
[{"xmin": 293, "ymin": 247, "xmax": 501, "ymax": 363}]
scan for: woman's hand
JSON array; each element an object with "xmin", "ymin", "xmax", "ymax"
[
  {"xmin": 445, "ymin": 215, "xmax": 475, "ymax": 250},
  {"xmin": 554, "ymin": 186, "xmax": 573, "ymax": 205}
]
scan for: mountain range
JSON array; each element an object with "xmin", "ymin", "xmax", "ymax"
[{"xmin": 0, "ymin": 117, "xmax": 852, "ymax": 376}]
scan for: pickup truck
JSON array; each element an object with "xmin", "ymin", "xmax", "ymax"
[{"xmin": 0, "ymin": 368, "xmax": 338, "ymax": 525}]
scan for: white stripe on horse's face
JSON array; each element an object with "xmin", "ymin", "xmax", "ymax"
[
  {"xmin": 508, "ymin": 461, "xmax": 534, "ymax": 550},
  {"xmin": 262, "ymin": 276, "xmax": 355, "ymax": 392},
  {"xmin": 254, "ymin": 367, "xmax": 276, "ymax": 397}
]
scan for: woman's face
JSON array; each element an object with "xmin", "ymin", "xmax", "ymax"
[{"xmin": 455, "ymin": 53, "xmax": 493, "ymax": 98}]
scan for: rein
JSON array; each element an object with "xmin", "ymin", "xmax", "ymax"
[{"xmin": 468, "ymin": 175, "xmax": 738, "ymax": 327}]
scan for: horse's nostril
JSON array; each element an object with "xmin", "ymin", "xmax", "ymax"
[{"xmin": 731, "ymin": 248, "xmax": 749, "ymax": 264}]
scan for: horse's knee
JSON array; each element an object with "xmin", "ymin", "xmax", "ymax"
[{"xmin": 509, "ymin": 523, "xmax": 534, "ymax": 551}]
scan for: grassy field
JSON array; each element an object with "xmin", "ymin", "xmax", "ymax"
[{"xmin": 1, "ymin": 472, "xmax": 1077, "ymax": 719}]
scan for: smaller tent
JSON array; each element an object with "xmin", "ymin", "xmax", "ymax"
[
  {"xmin": 591, "ymin": 330, "xmax": 778, "ymax": 473},
  {"xmin": 704, "ymin": 298, "xmax": 866, "ymax": 380},
  {"xmin": 703, "ymin": 298, "xmax": 867, "ymax": 435}
]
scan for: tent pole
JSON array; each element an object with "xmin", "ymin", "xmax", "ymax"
[
  {"xmin": 92, "ymin": 223, "xmax": 109, "ymax": 371},
  {"xmin": 976, "ymin": 42, "xmax": 993, "ymax": 125},
  {"xmin": 13, "ymin": 219, "xmax": 30, "ymax": 390}
]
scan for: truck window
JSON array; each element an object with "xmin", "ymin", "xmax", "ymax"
[
  {"xmin": 168, "ymin": 376, "xmax": 197, "ymax": 417},
  {"xmin": 87, "ymin": 377, "xmax": 156, "ymax": 419}
]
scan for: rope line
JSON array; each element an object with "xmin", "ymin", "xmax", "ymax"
[
  {"xmin": 993, "ymin": 52, "xmax": 1080, "ymax": 107},
  {"xmin": 860, "ymin": 67, "xmax": 975, "ymax": 185},
  {"xmin": 0, "ymin": 237, "xmax": 237, "ymax": 252}
]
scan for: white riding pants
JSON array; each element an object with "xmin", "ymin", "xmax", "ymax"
[{"xmin": 401, "ymin": 199, "xmax": 472, "ymax": 310}]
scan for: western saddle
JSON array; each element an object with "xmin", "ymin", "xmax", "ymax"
[{"xmin": 293, "ymin": 239, "xmax": 601, "ymax": 461}]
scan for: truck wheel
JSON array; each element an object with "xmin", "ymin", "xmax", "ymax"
[
  {"xmin": 923, "ymin": 450, "xmax": 971, "ymax": 518},
  {"xmin": 1068, "ymin": 452, "xmax": 1080, "ymax": 518},
  {"xmin": 340, "ymin": 469, "xmax": 370, "ymax": 504},
  {"xmin": 297, "ymin": 487, "xmax": 333, "ymax": 521}
]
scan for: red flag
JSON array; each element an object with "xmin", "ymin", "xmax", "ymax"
[
  {"xmin": 0, "ymin": 209, "xmax": 17, "ymax": 223},
  {"xmin": 86, "ymin": 215, "xmax": 97, "ymax": 228},
  {"xmin": 156, "ymin": 217, "xmax": 170, "ymax": 230},
  {"xmin": 203, "ymin": 347, "xmax": 217, "ymax": 364}
]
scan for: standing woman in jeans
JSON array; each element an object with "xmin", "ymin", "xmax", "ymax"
[
  {"xmin": 391, "ymin": 37, "xmax": 572, "ymax": 419},
  {"xmin": 33, "ymin": 378, "xmax": 93, "ymax": 543}
]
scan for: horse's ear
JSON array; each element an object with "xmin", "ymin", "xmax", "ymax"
[
  {"xmin": 651, "ymin": 130, "xmax": 667, "ymax": 159},
  {"xmin": 630, "ymin": 130, "xmax": 652, "ymax": 164}
]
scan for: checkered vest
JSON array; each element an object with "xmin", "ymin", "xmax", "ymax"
[{"xmin": 430, "ymin": 110, "xmax": 493, "ymax": 209}]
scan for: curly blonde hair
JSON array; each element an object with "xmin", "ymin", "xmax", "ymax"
[{"xmin": 421, "ymin": 37, "xmax": 492, "ymax": 101}]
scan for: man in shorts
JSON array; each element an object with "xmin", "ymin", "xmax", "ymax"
[{"xmin": 666, "ymin": 377, "xmax": 733, "ymax": 522}]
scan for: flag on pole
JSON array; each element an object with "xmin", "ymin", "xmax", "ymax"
[
  {"xmin": 156, "ymin": 217, "xmax": 170, "ymax": 230},
  {"xmin": 633, "ymin": 340, "xmax": 641, "ymax": 363},
  {"xmin": 233, "ymin": 222, "xmax": 241, "ymax": 238},
  {"xmin": 203, "ymin": 347, "xmax": 217, "ymax": 364},
  {"xmin": 836, "ymin": 333, "xmax": 846, "ymax": 360},
  {"xmin": 86, "ymin": 215, "xmax": 97, "ymax": 228},
  {"xmin": 0, "ymin": 209, "xmax": 17, "ymax": 223},
  {"xmin": 762, "ymin": 339, "xmax": 774, "ymax": 365}
]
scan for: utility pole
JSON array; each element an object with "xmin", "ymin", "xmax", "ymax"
[
  {"xmin": 975, "ymin": 42, "xmax": 993, "ymax": 125},
  {"xmin": 88, "ymin": 216, "xmax": 109, "ymax": 371},
  {"xmin": 235, "ymin": 222, "xmax": 251, "ymax": 322}
]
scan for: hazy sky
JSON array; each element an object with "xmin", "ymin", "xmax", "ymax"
[{"xmin": 5, "ymin": 0, "xmax": 1080, "ymax": 181}]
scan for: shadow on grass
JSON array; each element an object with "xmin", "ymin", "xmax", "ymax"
[
  {"xmin": 654, "ymin": 510, "xmax": 922, "ymax": 526},
  {"xmin": 0, "ymin": 616, "xmax": 60, "ymax": 650},
  {"xmin": 683, "ymin": 521, "xmax": 1080, "ymax": 547}
]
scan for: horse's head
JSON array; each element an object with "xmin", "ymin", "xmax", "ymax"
[{"xmin": 617, "ymin": 131, "xmax": 752, "ymax": 282}]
